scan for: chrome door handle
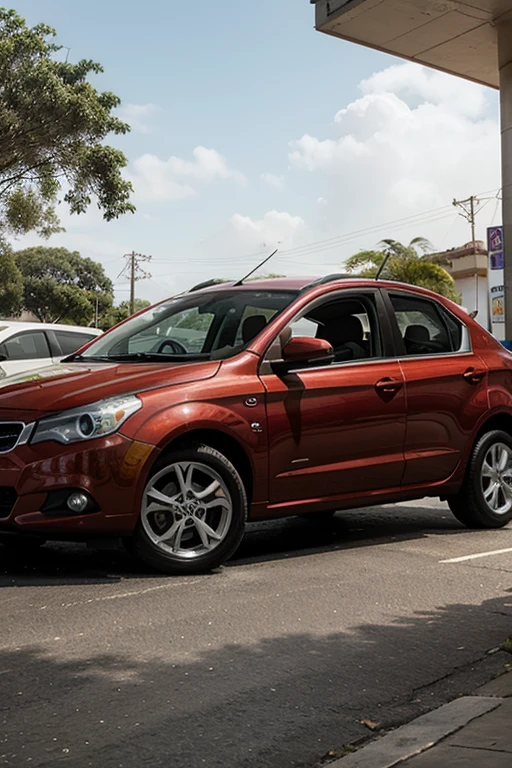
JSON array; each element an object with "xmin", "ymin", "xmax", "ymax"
[
  {"xmin": 462, "ymin": 368, "xmax": 485, "ymax": 384},
  {"xmin": 375, "ymin": 377, "xmax": 402, "ymax": 394}
]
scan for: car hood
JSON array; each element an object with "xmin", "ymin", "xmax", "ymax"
[{"xmin": 0, "ymin": 360, "xmax": 221, "ymax": 415}]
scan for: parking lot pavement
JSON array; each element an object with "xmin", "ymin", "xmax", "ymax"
[{"xmin": 1, "ymin": 500, "xmax": 512, "ymax": 768}]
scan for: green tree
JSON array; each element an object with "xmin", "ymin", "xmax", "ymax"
[
  {"xmin": 345, "ymin": 238, "xmax": 461, "ymax": 303},
  {"xmin": 15, "ymin": 246, "xmax": 114, "ymax": 324},
  {"xmin": 101, "ymin": 298, "xmax": 151, "ymax": 329},
  {"xmin": 0, "ymin": 9, "xmax": 134, "ymax": 237},
  {"xmin": 0, "ymin": 237, "xmax": 23, "ymax": 317}
]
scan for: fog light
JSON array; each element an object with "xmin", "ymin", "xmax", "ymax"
[{"xmin": 67, "ymin": 492, "xmax": 89, "ymax": 514}]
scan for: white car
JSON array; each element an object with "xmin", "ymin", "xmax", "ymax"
[{"xmin": 0, "ymin": 322, "xmax": 102, "ymax": 378}]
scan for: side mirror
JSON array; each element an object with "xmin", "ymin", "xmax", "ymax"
[{"xmin": 272, "ymin": 336, "xmax": 334, "ymax": 373}]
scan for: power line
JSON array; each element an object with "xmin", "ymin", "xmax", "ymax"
[
  {"xmin": 148, "ymin": 212, "xmax": 459, "ymax": 278},
  {"xmin": 117, "ymin": 252, "xmax": 152, "ymax": 314}
]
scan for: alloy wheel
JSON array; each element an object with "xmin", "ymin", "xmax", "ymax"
[
  {"xmin": 141, "ymin": 461, "xmax": 233, "ymax": 559},
  {"xmin": 480, "ymin": 442, "xmax": 512, "ymax": 515}
]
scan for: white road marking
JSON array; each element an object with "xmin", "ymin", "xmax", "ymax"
[{"xmin": 440, "ymin": 547, "xmax": 512, "ymax": 564}]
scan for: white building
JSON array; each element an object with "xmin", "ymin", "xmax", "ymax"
[{"xmin": 437, "ymin": 240, "xmax": 491, "ymax": 330}]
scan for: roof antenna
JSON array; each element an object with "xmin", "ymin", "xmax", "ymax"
[
  {"xmin": 234, "ymin": 249, "xmax": 278, "ymax": 286},
  {"xmin": 375, "ymin": 252, "xmax": 392, "ymax": 280}
]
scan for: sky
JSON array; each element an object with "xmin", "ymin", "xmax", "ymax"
[{"xmin": 13, "ymin": 0, "xmax": 503, "ymax": 304}]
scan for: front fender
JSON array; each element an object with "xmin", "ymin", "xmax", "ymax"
[
  {"xmin": 130, "ymin": 401, "xmax": 260, "ymax": 450},
  {"xmin": 121, "ymin": 399, "xmax": 268, "ymax": 505}
]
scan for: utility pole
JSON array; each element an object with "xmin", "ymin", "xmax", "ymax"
[
  {"xmin": 129, "ymin": 252, "xmax": 136, "ymax": 316},
  {"xmin": 453, "ymin": 195, "xmax": 481, "ymax": 316},
  {"xmin": 118, "ymin": 252, "xmax": 152, "ymax": 315},
  {"xmin": 452, "ymin": 195, "xmax": 479, "ymax": 243}
]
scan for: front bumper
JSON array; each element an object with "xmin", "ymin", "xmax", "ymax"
[{"xmin": 0, "ymin": 434, "xmax": 155, "ymax": 538}]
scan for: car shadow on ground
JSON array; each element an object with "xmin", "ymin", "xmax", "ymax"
[
  {"xmin": 1, "ymin": 591, "xmax": 512, "ymax": 768},
  {"xmin": 0, "ymin": 502, "xmax": 483, "ymax": 586}
]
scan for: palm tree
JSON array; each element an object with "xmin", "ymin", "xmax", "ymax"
[{"xmin": 345, "ymin": 238, "xmax": 461, "ymax": 303}]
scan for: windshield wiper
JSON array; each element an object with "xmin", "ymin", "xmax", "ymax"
[{"xmin": 66, "ymin": 352, "xmax": 207, "ymax": 363}]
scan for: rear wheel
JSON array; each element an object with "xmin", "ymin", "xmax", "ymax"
[
  {"xmin": 129, "ymin": 444, "xmax": 247, "ymax": 575},
  {"xmin": 448, "ymin": 430, "xmax": 512, "ymax": 528}
]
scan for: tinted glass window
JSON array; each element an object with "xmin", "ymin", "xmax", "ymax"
[
  {"xmin": 54, "ymin": 331, "xmax": 96, "ymax": 356},
  {"xmin": 0, "ymin": 331, "xmax": 51, "ymax": 360},
  {"xmin": 289, "ymin": 295, "xmax": 381, "ymax": 363},
  {"xmin": 80, "ymin": 290, "xmax": 297, "ymax": 362},
  {"xmin": 390, "ymin": 294, "xmax": 464, "ymax": 356},
  {"xmin": 128, "ymin": 306, "xmax": 215, "ymax": 355}
]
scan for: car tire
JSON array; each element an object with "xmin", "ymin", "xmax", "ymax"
[
  {"xmin": 447, "ymin": 430, "xmax": 512, "ymax": 529},
  {"xmin": 129, "ymin": 444, "xmax": 247, "ymax": 575}
]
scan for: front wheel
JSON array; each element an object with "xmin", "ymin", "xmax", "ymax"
[
  {"xmin": 128, "ymin": 444, "xmax": 247, "ymax": 575},
  {"xmin": 448, "ymin": 430, "xmax": 512, "ymax": 529}
]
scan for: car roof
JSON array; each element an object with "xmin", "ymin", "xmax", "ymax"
[
  {"xmin": 187, "ymin": 276, "xmax": 458, "ymax": 304},
  {"xmin": 0, "ymin": 321, "xmax": 102, "ymax": 334}
]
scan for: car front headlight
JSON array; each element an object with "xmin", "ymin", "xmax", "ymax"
[{"xmin": 31, "ymin": 395, "xmax": 142, "ymax": 445}]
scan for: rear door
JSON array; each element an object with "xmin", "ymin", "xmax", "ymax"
[
  {"xmin": 383, "ymin": 290, "xmax": 489, "ymax": 486},
  {"xmin": 261, "ymin": 289, "xmax": 407, "ymax": 509}
]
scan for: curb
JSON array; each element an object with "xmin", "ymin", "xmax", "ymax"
[{"xmin": 327, "ymin": 696, "xmax": 501, "ymax": 768}]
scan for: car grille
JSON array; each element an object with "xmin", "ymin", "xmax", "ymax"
[
  {"xmin": 0, "ymin": 423, "xmax": 24, "ymax": 454},
  {"xmin": 0, "ymin": 488, "xmax": 17, "ymax": 519}
]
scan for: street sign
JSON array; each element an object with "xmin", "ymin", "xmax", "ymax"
[
  {"xmin": 490, "ymin": 251, "xmax": 504, "ymax": 270},
  {"xmin": 488, "ymin": 227, "xmax": 503, "ymax": 252},
  {"xmin": 491, "ymin": 285, "xmax": 505, "ymax": 323},
  {"xmin": 488, "ymin": 226, "xmax": 505, "ymax": 338}
]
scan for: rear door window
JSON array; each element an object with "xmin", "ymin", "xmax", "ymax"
[
  {"xmin": 388, "ymin": 293, "xmax": 467, "ymax": 356},
  {"xmin": 54, "ymin": 331, "xmax": 97, "ymax": 356}
]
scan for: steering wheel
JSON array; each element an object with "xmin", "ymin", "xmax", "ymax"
[{"xmin": 155, "ymin": 339, "xmax": 188, "ymax": 354}]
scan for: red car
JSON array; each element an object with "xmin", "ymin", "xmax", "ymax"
[{"xmin": 1, "ymin": 276, "xmax": 511, "ymax": 574}]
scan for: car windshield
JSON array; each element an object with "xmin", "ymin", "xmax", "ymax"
[{"xmin": 74, "ymin": 289, "xmax": 297, "ymax": 362}]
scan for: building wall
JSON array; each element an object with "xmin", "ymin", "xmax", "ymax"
[{"xmin": 455, "ymin": 275, "xmax": 491, "ymax": 332}]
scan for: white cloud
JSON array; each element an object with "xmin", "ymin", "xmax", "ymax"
[
  {"xmin": 128, "ymin": 146, "xmax": 246, "ymax": 202},
  {"xmin": 288, "ymin": 63, "xmax": 500, "ymax": 254},
  {"xmin": 261, "ymin": 172, "xmax": 285, "ymax": 189},
  {"xmin": 229, "ymin": 209, "xmax": 304, "ymax": 246},
  {"xmin": 317, "ymin": 197, "xmax": 328, "ymax": 206},
  {"xmin": 167, "ymin": 146, "xmax": 246, "ymax": 185},
  {"xmin": 197, "ymin": 210, "xmax": 307, "ymax": 277},
  {"xmin": 117, "ymin": 103, "xmax": 159, "ymax": 133},
  {"xmin": 129, "ymin": 154, "xmax": 196, "ymax": 201}
]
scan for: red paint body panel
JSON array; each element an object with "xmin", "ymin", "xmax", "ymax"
[
  {"xmin": 0, "ymin": 433, "xmax": 155, "ymax": 536},
  {"xmin": 0, "ymin": 360, "xmax": 221, "ymax": 412},
  {"xmin": 398, "ymin": 352, "xmax": 490, "ymax": 485},
  {"xmin": 261, "ymin": 359, "xmax": 406, "ymax": 503},
  {"xmin": 1, "ymin": 277, "xmax": 512, "ymax": 543}
]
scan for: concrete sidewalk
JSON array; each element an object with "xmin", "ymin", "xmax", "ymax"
[{"xmin": 329, "ymin": 668, "xmax": 512, "ymax": 767}]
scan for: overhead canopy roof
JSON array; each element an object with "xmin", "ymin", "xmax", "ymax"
[{"xmin": 312, "ymin": 0, "xmax": 512, "ymax": 88}]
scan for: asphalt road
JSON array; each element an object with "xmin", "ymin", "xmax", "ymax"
[{"xmin": 1, "ymin": 500, "xmax": 512, "ymax": 768}]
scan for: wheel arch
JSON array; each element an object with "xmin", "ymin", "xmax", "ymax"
[
  {"xmin": 473, "ymin": 411, "xmax": 512, "ymax": 444},
  {"xmin": 156, "ymin": 428, "xmax": 254, "ymax": 506}
]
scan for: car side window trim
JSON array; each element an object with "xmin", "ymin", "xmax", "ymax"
[
  {"xmin": 381, "ymin": 289, "xmax": 472, "ymax": 360},
  {"xmin": 259, "ymin": 287, "xmax": 396, "ymax": 375},
  {"xmin": 281, "ymin": 356, "xmax": 406, "ymax": 376}
]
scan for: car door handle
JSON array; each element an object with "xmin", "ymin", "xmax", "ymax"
[
  {"xmin": 375, "ymin": 377, "xmax": 402, "ymax": 394},
  {"xmin": 462, "ymin": 367, "xmax": 485, "ymax": 384}
]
